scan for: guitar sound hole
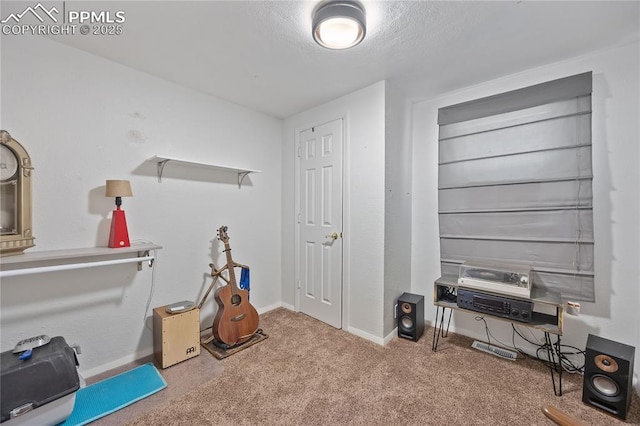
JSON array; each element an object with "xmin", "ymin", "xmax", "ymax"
[{"xmin": 231, "ymin": 294, "xmax": 242, "ymax": 306}]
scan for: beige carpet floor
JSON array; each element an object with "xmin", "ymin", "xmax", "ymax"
[{"xmin": 92, "ymin": 308, "xmax": 639, "ymax": 425}]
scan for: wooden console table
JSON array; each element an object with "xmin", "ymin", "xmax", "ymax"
[{"xmin": 433, "ymin": 275, "xmax": 565, "ymax": 395}]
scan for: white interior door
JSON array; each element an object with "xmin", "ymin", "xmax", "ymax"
[{"xmin": 298, "ymin": 119, "xmax": 343, "ymax": 328}]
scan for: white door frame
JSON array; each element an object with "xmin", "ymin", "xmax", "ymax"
[{"xmin": 294, "ymin": 116, "xmax": 349, "ymax": 329}]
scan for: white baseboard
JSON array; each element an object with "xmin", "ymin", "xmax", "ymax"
[
  {"xmin": 81, "ymin": 302, "xmax": 289, "ymax": 379},
  {"xmin": 258, "ymin": 302, "xmax": 289, "ymax": 315},
  {"xmin": 274, "ymin": 306, "xmax": 388, "ymax": 346},
  {"xmin": 280, "ymin": 302, "xmax": 295, "ymax": 311},
  {"xmin": 384, "ymin": 328, "xmax": 397, "ymax": 345},
  {"xmin": 347, "ymin": 326, "xmax": 385, "ymax": 346},
  {"xmin": 258, "ymin": 301, "xmax": 296, "ymax": 314},
  {"xmin": 80, "ymin": 347, "xmax": 154, "ymax": 379}
]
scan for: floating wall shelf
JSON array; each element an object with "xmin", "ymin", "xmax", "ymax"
[
  {"xmin": 146, "ymin": 155, "xmax": 260, "ymax": 188},
  {"xmin": 0, "ymin": 243, "xmax": 162, "ymax": 278}
]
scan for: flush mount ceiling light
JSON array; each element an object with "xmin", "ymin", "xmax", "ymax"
[{"xmin": 312, "ymin": 1, "xmax": 366, "ymax": 50}]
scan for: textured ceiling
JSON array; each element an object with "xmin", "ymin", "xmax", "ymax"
[{"xmin": 38, "ymin": 1, "xmax": 640, "ymax": 118}]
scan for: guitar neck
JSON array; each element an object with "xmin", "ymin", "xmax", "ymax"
[{"xmin": 223, "ymin": 242, "xmax": 238, "ymax": 288}]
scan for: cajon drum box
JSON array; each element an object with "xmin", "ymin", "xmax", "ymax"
[{"xmin": 153, "ymin": 306, "xmax": 200, "ymax": 368}]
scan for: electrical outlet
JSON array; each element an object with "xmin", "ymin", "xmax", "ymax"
[{"xmin": 567, "ymin": 301, "xmax": 581, "ymax": 315}]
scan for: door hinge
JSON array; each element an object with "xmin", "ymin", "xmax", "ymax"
[
  {"xmin": 297, "ymin": 213, "xmax": 301, "ymax": 224},
  {"xmin": 297, "ymin": 142, "xmax": 301, "ymax": 158},
  {"xmin": 297, "ymin": 280, "xmax": 301, "ymax": 290}
]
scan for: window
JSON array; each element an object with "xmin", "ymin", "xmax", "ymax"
[{"xmin": 437, "ymin": 72, "xmax": 594, "ymax": 301}]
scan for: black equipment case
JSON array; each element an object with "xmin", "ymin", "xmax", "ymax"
[{"xmin": 1, "ymin": 336, "xmax": 79, "ymax": 424}]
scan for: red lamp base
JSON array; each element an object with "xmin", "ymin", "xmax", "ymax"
[{"xmin": 108, "ymin": 208, "xmax": 130, "ymax": 248}]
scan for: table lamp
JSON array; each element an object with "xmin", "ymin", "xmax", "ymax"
[{"xmin": 105, "ymin": 180, "xmax": 133, "ymax": 248}]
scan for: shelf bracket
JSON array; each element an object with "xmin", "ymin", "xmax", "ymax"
[
  {"xmin": 238, "ymin": 171, "xmax": 251, "ymax": 189},
  {"xmin": 156, "ymin": 159, "xmax": 170, "ymax": 183},
  {"xmin": 137, "ymin": 250, "xmax": 153, "ymax": 270}
]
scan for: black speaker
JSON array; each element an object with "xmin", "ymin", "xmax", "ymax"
[
  {"xmin": 396, "ymin": 292, "xmax": 424, "ymax": 342},
  {"xmin": 582, "ymin": 334, "xmax": 635, "ymax": 420}
]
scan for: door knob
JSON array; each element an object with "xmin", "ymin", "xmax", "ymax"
[{"xmin": 325, "ymin": 232, "xmax": 339, "ymax": 241}]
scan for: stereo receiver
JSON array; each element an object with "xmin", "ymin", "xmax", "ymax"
[{"xmin": 457, "ymin": 288, "xmax": 533, "ymax": 323}]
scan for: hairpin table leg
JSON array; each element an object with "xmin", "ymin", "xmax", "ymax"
[{"xmin": 432, "ymin": 306, "xmax": 452, "ymax": 352}]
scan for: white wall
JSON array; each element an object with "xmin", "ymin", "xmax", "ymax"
[
  {"xmin": 0, "ymin": 35, "xmax": 283, "ymax": 376},
  {"xmin": 383, "ymin": 82, "xmax": 413, "ymax": 338},
  {"xmin": 282, "ymin": 82, "xmax": 386, "ymax": 341},
  {"xmin": 411, "ymin": 41, "xmax": 640, "ymax": 390},
  {"xmin": 3, "ymin": 27, "xmax": 636, "ymax": 393}
]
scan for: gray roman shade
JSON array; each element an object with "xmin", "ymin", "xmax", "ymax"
[{"xmin": 437, "ymin": 72, "xmax": 594, "ymax": 302}]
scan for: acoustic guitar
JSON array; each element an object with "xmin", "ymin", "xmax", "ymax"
[{"xmin": 212, "ymin": 226, "xmax": 259, "ymax": 346}]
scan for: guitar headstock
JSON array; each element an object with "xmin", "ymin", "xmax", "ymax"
[{"xmin": 217, "ymin": 226, "xmax": 229, "ymax": 243}]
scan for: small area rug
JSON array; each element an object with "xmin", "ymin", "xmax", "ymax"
[
  {"xmin": 200, "ymin": 328, "xmax": 268, "ymax": 359},
  {"xmin": 60, "ymin": 363, "xmax": 166, "ymax": 426}
]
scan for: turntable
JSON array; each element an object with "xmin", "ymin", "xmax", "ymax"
[{"xmin": 458, "ymin": 261, "xmax": 531, "ymax": 299}]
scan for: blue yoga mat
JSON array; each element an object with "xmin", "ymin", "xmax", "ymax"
[{"xmin": 60, "ymin": 363, "xmax": 167, "ymax": 426}]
